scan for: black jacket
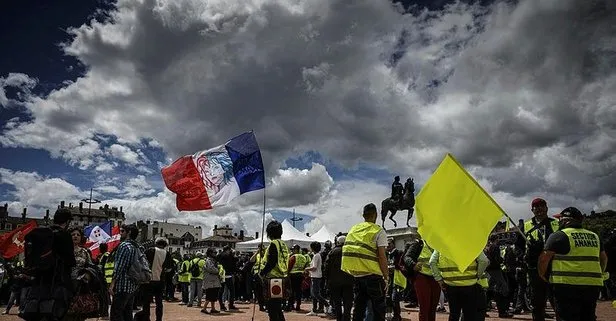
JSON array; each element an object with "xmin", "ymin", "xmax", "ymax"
[
  {"xmin": 324, "ymin": 246, "xmax": 353, "ymax": 286},
  {"xmin": 402, "ymin": 239, "xmax": 423, "ymax": 278}
]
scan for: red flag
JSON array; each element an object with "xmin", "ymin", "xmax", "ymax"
[
  {"xmin": 85, "ymin": 225, "xmax": 121, "ymax": 258},
  {"xmin": 0, "ymin": 220, "xmax": 37, "ymax": 259}
]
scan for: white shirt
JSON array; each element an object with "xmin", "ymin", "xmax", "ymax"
[
  {"xmin": 151, "ymin": 247, "xmax": 167, "ymax": 281},
  {"xmin": 309, "ymin": 253, "xmax": 323, "ymax": 278}
]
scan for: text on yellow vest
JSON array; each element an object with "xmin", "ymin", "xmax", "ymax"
[{"xmin": 549, "ymin": 227, "xmax": 603, "ymax": 287}]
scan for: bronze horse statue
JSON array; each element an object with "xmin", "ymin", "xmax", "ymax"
[{"xmin": 381, "ymin": 178, "xmax": 415, "ymax": 228}]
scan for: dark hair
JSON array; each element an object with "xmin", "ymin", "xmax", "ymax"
[
  {"xmin": 53, "ymin": 208, "xmax": 73, "ymax": 225},
  {"xmin": 69, "ymin": 227, "xmax": 86, "ymax": 245},
  {"xmin": 155, "ymin": 237, "xmax": 168, "ymax": 247},
  {"xmin": 363, "ymin": 203, "xmax": 377, "ymax": 216},
  {"xmin": 310, "ymin": 241, "xmax": 321, "ymax": 253},
  {"xmin": 122, "ymin": 224, "xmax": 139, "ymax": 240},
  {"xmin": 99, "ymin": 242, "xmax": 108, "ymax": 252},
  {"xmin": 206, "ymin": 247, "xmax": 216, "ymax": 258},
  {"xmin": 266, "ymin": 220, "xmax": 283, "ymax": 239}
]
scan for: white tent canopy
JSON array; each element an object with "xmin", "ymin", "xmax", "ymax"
[
  {"xmin": 310, "ymin": 225, "xmax": 336, "ymax": 243},
  {"xmin": 235, "ymin": 219, "xmax": 315, "ymax": 252}
]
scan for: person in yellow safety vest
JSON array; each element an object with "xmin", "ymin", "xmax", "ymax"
[
  {"xmin": 99, "ymin": 247, "xmax": 115, "ymax": 285},
  {"xmin": 539, "ymin": 207, "xmax": 608, "ymax": 321},
  {"xmin": 429, "ymin": 248, "xmax": 490, "ymax": 321},
  {"xmin": 386, "ymin": 238, "xmax": 405, "ymax": 321},
  {"xmin": 178, "ymin": 254, "xmax": 192, "ymax": 305},
  {"xmin": 250, "ymin": 244, "xmax": 267, "ymax": 311},
  {"xmin": 287, "ymin": 244, "xmax": 307, "ymax": 311},
  {"xmin": 524, "ymin": 198, "xmax": 559, "ymax": 321},
  {"xmin": 258, "ymin": 221, "xmax": 289, "ymax": 321},
  {"xmin": 403, "ymin": 238, "xmax": 440, "ymax": 321},
  {"xmin": 188, "ymin": 252, "xmax": 206, "ymax": 307},
  {"xmin": 341, "ymin": 203, "xmax": 389, "ymax": 321}
]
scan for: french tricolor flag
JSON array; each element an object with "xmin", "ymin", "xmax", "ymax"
[
  {"xmin": 84, "ymin": 222, "xmax": 121, "ymax": 258},
  {"xmin": 161, "ymin": 131, "xmax": 265, "ymax": 211}
]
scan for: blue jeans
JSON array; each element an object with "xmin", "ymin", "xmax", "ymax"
[
  {"xmin": 110, "ymin": 291, "xmax": 135, "ymax": 321},
  {"xmin": 311, "ymin": 278, "xmax": 328, "ymax": 312},
  {"xmin": 353, "ymin": 275, "xmax": 385, "ymax": 321}
]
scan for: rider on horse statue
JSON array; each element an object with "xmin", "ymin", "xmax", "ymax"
[{"xmin": 391, "ymin": 176, "xmax": 404, "ymax": 210}]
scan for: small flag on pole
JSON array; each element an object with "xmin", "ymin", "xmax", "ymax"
[
  {"xmin": 161, "ymin": 131, "xmax": 265, "ymax": 211},
  {"xmin": 415, "ymin": 153, "xmax": 504, "ymax": 271}
]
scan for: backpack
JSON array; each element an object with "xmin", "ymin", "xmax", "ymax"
[
  {"xmin": 126, "ymin": 241, "xmax": 152, "ymax": 284},
  {"xmin": 23, "ymin": 226, "xmax": 57, "ymax": 275},
  {"xmin": 190, "ymin": 259, "xmax": 202, "ymax": 278}
]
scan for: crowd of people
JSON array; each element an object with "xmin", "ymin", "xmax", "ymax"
[{"xmin": 0, "ymin": 197, "xmax": 613, "ymax": 321}]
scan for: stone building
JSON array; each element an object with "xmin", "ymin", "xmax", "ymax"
[
  {"xmin": 189, "ymin": 224, "xmax": 255, "ymax": 254},
  {"xmin": 136, "ymin": 220, "xmax": 202, "ymax": 255},
  {"xmin": 0, "ymin": 204, "xmax": 50, "ymax": 234},
  {"xmin": 0, "ymin": 200, "xmax": 126, "ymax": 236}
]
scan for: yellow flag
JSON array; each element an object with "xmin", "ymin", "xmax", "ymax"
[
  {"xmin": 416, "ymin": 153, "xmax": 504, "ymax": 272},
  {"xmin": 505, "ymin": 219, "xmax": 510, "ymax": 231}
]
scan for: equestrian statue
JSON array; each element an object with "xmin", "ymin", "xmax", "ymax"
[{"xmin": 381, "ymin": 176, "xmax": 415, "ymax": 229}]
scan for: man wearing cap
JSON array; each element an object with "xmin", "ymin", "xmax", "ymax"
[
  {"xmin": 523, "ymin": 198, "xmax": 559, "ymax": 321},
  {"xmin": 538, "ymin": 207, "xmax": 608, "ymax": 321}
]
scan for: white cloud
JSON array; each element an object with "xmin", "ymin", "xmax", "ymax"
[
  {"xmin": 0, "ymin": 168, "xmax": 82, "ymax": 213},
  {"xmin": 0, "ymin": 73, "xmax": 37, "ymax": 107},
  {"xmin": 107, "ymin": 144, "xmax": 141, "ymax": 165}
]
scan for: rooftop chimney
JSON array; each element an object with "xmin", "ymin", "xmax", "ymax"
[
  {"xmin": 239, "ymin": 230, "xmax": 244, "ymax": 240},
  {"xmin": 79, "ymin": 202, "xmax": 83, "ymax": 213},
  {"xmin": 104, "ymin": 204, "xmax": 109, "ymax": 211},
  {"xmin": 214, "ymin": 225, "xmax": 218, "ymax": 230},
  {"xmin": 22, "ymin": 208, "xmax": 27, "ymax": 220},
  {"xmin": 69, "ymin": 203, "xmax": 72, "ymax": 208},
  {"xmin": 60, "ymin": 201, "xmax": 65, "ymax": 208},
  {"xmin": 45, "ymin": 209, "xmax": 50, "ymax": 220},
  {"xmin": 120, "ymin": 206, "xmax": 123, "ymax": 212},
  {"xmin": 255, "ymin": 232, "xmax": 259, "ymax": 239},
  {"xmin": 3, "ymin": 203, "xmax": 7, "ymax": 210},
  {"xmin": 234, "ymin": 233, "xmax": 238, "ymax": 237},
  {"xmin": 306, "ymin": 233, "xmax": 310, "ymax": 237}
]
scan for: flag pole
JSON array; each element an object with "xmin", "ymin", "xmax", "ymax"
[
  {"xmin": 502, "ymin": 212, "xmax": 530, "ymax": 244},
  {"xmin": 252, "ymin": 129, "xmax": 267, "ymax": 321}
]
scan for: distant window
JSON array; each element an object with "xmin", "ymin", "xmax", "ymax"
[
  {"xmin": 153, "ymin": 227, "xmax": 158, "ymax": 235},
  {"xmin": 6, "ymin": 223, "xmax": 13, "ymax": 230},
  {"xmin": 17, "ymin": 224, "xmax": 23, "ymax": 229}
]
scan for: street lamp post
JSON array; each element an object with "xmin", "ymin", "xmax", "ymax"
[
  {"xmin": 290, "ymin": 209, "xmax": 303, "ymax": 228},
  {"xmin": 81, "ymin": 188, "xmax": 101, "ymax": 224}
]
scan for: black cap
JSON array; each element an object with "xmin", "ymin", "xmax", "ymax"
[{"xmin": 559, "ymin": 207, "xmax": 583, "ymax": 219}]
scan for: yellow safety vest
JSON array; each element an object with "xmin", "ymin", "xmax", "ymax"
[
  {"xmin": 218, "ymin": 264, "xmax": 226, "ymax": 281},
  {"xmin": 253, "ymin": 253, "xmax": 266, "ymax": 275},
  {"xmin": 290, "ymin": 253, "xmax": 307, "ymax": 274},
  {"xmin": 478, "ymin": 273, "xmax": 489, "ymax": 289},
  {"xmin": 393, "ymin": 270, "xmax": 406, "ymax": 289},
  {"xmin": 417, "ymin": 241, "xmax": 434, "ymax": 276},
  {"xmin": 101, "ymin": 253, "xmax": 114, "ymax": 284},
  {"xmin": 341, "ymin": 222, "xmax": 383, "ymax": 277},
  {"xmin": 549, "ymin": 228, "xmax": 603, "ymax": 287},
  {"xmin": 178, "ymin": 260, "xmax": 192, "ymax": 283},
  {"xmin": 524, "ymin": 219, "xmax": 560, "ymax": 241},
  {"xmin": 263, "ymin": 239, "xmax": 289, "ymax": 278},
  {"xmin": 438, "ymin": 254, "xmax": 478, "ymax": 287}
]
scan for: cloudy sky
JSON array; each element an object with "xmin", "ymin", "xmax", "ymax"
[{"xmin": 1, "ymin": 0, "xmax": 614, "ymax": 238}]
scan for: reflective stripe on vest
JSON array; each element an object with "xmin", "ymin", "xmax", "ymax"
[
  {"xmin": 524, "ymin": 219, "xmax": 560, "ymax": 241},
  {"xmin": 218, "ymin": 264, "xmax": 226, "ymax": 280},
  {"xmin": 341, "ymin": 222, "xmax": 383, "ymax": 277},
  {"xmin": 549, "ymin": 228, "xmax": 603, "ymax": 287},
  {"xmin": 178, "ymin": 260, "xmax": 192, "ymax": 283},
  {"xmin": 478, "ymin": 273, "xmax": 489, "ymax": 289},
  {"xmin": 104, "ymin": 261, "xmax": 114, "ymax": 284},
  {"xmin": 290, "ymin": 254, "xmax": 307, "ymax": 274},
  {"xmin": 417, "ymin": 241, "xmax": 434, "ymax": 276},
  {"xmin": 264, "ymin": 240, "xmax": 289, "ymax": 278},
  {"xmin": 438, "ymin": 255, "xmax": 478, "ymax": 287},
  {"xmin": 253, "ymin": 253, "xmax": 266, "ymax": 274}
]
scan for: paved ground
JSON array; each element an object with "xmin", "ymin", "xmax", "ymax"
[{"xmin": 3, "ymin": 300, "xmax": 615, "ymax": 320}]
